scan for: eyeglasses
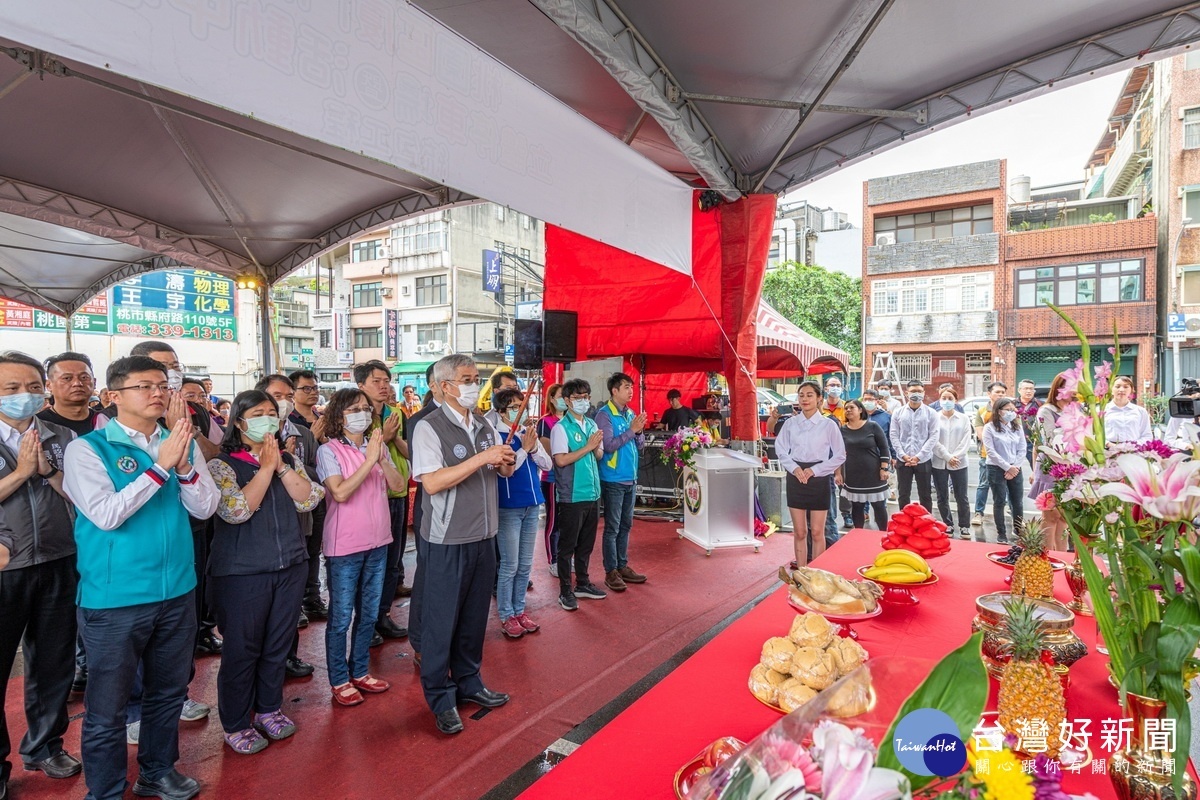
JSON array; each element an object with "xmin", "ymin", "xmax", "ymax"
[
  {"xmin": 568, "ymin": 395, "xmax": 590, "ymax": 401},
  {"xmin": 345, "ymin": 405, "xmax": 372, "ymax": 414},
  {"xmin": 295, "ymin": 385, "xmax": 319, "ymax": 393},
  {"xmin": 114, "ymin": 383, "xmax": 170, "ymax": 396}
]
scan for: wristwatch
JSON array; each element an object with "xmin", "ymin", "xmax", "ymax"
[
  {"xmin": 40, "ymin": 464, "xmax": 60, "ymax": 479},
  {"xmin": 276, "ymin": 465, "xmax": 289, "ymax": 476}
]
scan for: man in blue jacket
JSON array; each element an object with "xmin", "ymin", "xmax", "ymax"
[
  {"xmin": 63, "ymin": 356, "xmax": 219, "ymax": 800},
  {"xmin": 594, "ymin": 373, "xmax": 648, "ymax": 593}
]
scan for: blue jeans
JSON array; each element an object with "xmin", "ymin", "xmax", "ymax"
[
  {"xmin": 974, "ymin": 458, "xmax": 990, "ymax": 514},
  {"xmin": 325, "ymin": 545, "xmax": 387, "ymax": 687},
  {"xmin": 78, "ymin": 592, "xmax": 195, "ymax": 800},
  {"xmin": 497, "ymin": 505, "xmax": 540, "ymax": 620},
  {"xmin": 825, "ymin": 481, "xmax": 841, "ymax": 546},
  {"xmin": 600, "ymin": 482, "xmax": 636, "ymax": 572}
]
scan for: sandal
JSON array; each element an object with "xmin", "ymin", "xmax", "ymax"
[
  {"xmin": 331, "ymin": 683, "xmax": 365, "ymax": 706},
  {"xmin": 350, "ymin": 674, "xmax": 390, "ymax": 694},
  {"xmin": 224, "ymin": 727, "xmax": 268, "ymax": 754}
]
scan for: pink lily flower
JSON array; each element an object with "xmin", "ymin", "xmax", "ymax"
[
  {"xmin": 1097, "ymin": 453, "xmax": 1200, "ymax": 522},
  {"xmin": 813, "ymin": 723, "xmax": 909, "ymax": 800},
  {"xmin": 1057, "ymin": 404, "xmax": 1094, "ymax": 454}
]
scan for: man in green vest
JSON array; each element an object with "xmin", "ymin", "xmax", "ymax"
[{"xmin": 63, "ymin": 355, "xmax": 219, "ymax": 800}]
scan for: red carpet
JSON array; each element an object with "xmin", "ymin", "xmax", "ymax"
[{"xmin": 4, "ymin": 518, "xmax": 791, "ymax": 800}]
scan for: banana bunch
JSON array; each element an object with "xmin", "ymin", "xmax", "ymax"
[{"xmin": 862, "ymin": 550, "xmax": 931, "ymax": 584}]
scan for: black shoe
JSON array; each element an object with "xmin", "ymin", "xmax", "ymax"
[
  {"xmin": 71, "ymin": 670, "xmax": 87, "ymax": 695},
  {"xmin": 297, "ymin": 610, "xmax": 309, "ymax": 629},
  {"xmin": 375, "ymin": 618, "xmax": 409, "ymax": 639},
  {"xmin": 528, "ymin": 579, "xmax": 534, "ymax": 590},
  {"xmin": 1, "ymin": 775, "xmax": 6, "ymax": 800},
  {"xmin": 435, "ymin": 708, "xmax": 463, "ymax": 735},
  {"xmin": 558, "ymin": 592, "xmax": 578, "ymax": 612},
  {"xmin": 461, "ymin": 687, "xmax": 509, "ymax": 708},
  {"xmin": 574, "ymin": 583, "xmax": 607, "ymax": 600},
  {"xmin": 369, "ymin": 632, "xmax": 383, "ymax": 648},
  {"xmin": 285, "ymin": 657, "xmax": 315, "ymax": 678},
  {"xmin": 23, "ymin": 751, "xmax": 82, "ymax": 778},
  {"xmin": 997, "ymin": 533, "xmax": 1009, "ymax": 544},
  {"xmin": 302, "ymin": 599, "xmax": 329, "ymax": 619},
  {"xmin": 195, "ymin": 632, "xmax": 222, "ymax": 655},
  {"xmin": 132, "ymin": 769, "xmax": 200, "ymax": 800}
]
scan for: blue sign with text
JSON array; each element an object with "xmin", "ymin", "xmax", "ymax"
[{"xmin": 483, "ymin": 249, "xmax": 502, "ymax": 294}]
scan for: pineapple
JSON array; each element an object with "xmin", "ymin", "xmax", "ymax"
[
  {"xmin": 998, "ymin": 598, "xmax": 1066, "ymax": 757},
  {"xmin": 1010, "ymin": 519, "xmax": 1054, "ymax": 599}
]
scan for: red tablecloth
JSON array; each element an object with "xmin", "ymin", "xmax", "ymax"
[{"xmin": 517, "ymin": 530, "xmax": 1158, "ymax": 799}]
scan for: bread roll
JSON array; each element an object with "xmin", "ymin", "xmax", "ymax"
[
  {"xmin": 748, "ymin": 663, "xmax": 787, "ymax": 706},
  {"xmin": 790, "ymin": 645, "xmax": 837, "ymax": 690},
  {"xmin": 777, "ymin": 677, "xmax": 818, "ymax": 713},
  {"xmin": 827, "ymin": 638, "xmax": 869, "ymax": 677},
  {"xmin": 760, "ymin": 636, "xmax": 797, "ymax": 674},
  {"xmin": 788, "ymin": 613, "xmax": 836, "ymax": 649},
  {"xmin": 825, "ymin": 679, "xmax": 874, "ymax": 718}
]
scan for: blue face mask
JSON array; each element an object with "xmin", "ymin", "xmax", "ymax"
[
  {"xmin": 0, "ymin": 392, "xmax": 43, "ymax": 421},
  {"xmin": 554, "ymin": 397, "xmax": 567, "ymax": 412},
  {"xmin": 505, "ymin": 409, "xmax": 528, "ymax": 426},
  {"xmin": 571, "ymin": 399, "xmax": 591, "ymax": 415},
  {"xmin": 939, "ymin": 399, "xmax": 956, "ymax": 412},
  {"xmin": 1001, "ymin": 410, "xmax": 1018, "ymax": 424},
  {"xmin": 826, "ymin": 387, "xmax": 842, "ymax": 399}
]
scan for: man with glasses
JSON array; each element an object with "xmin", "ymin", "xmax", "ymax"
[
  {"xmin": 550, "ymin": 379, "xmax": 607, "ymax": 611},
  {"xmin": 40, "ymin": 352, "xmax": 106, "ymax": 437},
  {"xmin": 287, "ymin": 370, "xmax": 322, "ymax": 430},
  {"xmin": 410, "ymin": 354, "xmax": 515, "ymax": 735},
  {"xmin": 63, "ymin": 355, "xmax": 219, "ymax": 800}
]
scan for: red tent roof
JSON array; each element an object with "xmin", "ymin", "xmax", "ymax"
[{"xmin": 756, "ymin": 302, "xmax": 850, "ymax": 377}]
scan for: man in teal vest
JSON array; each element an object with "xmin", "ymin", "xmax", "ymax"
[
  {"xmin": 63, "ymin": 356, "xmax": 219, "ymax": 800},
  {"xmin": 594, "ymin": 372, "xmax": 648, "ymax": 592}
]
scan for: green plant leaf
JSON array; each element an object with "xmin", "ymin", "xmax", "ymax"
[
  {"xmin": 1155, "ymin": 595, "xmax": 1200, "ymax": 796},
  {"xmin": 1073, "ymin": 533, "xmax": 1126, "ymax": 680},
  {"xmin": 876, "ymin": 632, "xmax": 988, "ymax": 791}
]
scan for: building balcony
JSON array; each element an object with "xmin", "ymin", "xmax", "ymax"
[
  {"xmin": 1007, "ymin": 196, "xmax": 1142, "ymax": 233},
  {"xmin": 342, "ymin": 259, "xmax": 388, "ymax": 280},
  {"xmin": 866, "ymin": 233, "xmax": 999, "ymax": 276},
  {"xmin": 1004, "ymin": 301, "xmax": 1157, "ymax": 340},
  {"xmin": 1103, "ymin": 110, "xmax": 1149, "ymax": 197},
  {"xmin": 1005, "ymin": 215, "xmax": 1156, "ymax": 260},
  {"xmin": 866, "ymin": 310, "xmax": 998, "ymax": 345}
]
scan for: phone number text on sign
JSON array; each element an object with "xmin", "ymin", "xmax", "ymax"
[{"xmin": 116, "ymin": 323, "xmax": 235, "ymax": 341}]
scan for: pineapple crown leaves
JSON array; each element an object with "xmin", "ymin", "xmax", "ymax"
[
  {"xmin": 1000, "ymin": 597, "xmax": 1049, "ymax": 661},
  {"xmin": 1017, "ymin": 519, "xmax": 1047, "ymax": 557}
]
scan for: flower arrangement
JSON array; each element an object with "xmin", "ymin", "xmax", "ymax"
[
  {"xmin": 1036, "ymin": 304, "xmax": 1200, "ymax": 796},
  {"xmin": 916, "ymin": 739, "xmax": 1078, "ymax": 800},
  {"xmin": 661, "ymin": 426, "xmax": 715, "ymax": 472}
]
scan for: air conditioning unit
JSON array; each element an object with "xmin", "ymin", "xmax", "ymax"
[
  {"xmin": 1187, "ymin": 314, "xmax": 1200, "ymax": 338},
  {"xmin": 425, "ymin": 339, "xmax": 444, "ymax": 353},
  {"xmin": 414, "ymin": 344, "xmax": 428, "ymax": 354},
  {"xmin": 400, "ymin": 285, "xmax": 411, "ymax": 296},
  {"xmin": 380, "ymin": 287, "xmax": 393, "ymax": 298},
  {"xmin": 378, "ymin": 246, "xmax": 391, "ymax": 259},
  {"xmin": 875, "ymin": 232, "xmax": 896, "ymax": 247}
]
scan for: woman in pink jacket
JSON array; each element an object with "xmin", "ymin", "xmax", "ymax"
[{"xmin": 316, "ymin": 389, "xmax": 407, "ymax": 706}]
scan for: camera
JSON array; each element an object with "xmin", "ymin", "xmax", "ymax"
[{"xmin": 1169, "ymin": 378, "xmax": 1200, "ymax": 419}]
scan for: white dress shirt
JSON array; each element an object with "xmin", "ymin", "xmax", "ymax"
[
  {"xmin": 775, "ymin": 411, "xmax": 846, "ymax": 477},
  {"xmin": 1103, "ymin": 401, "xmax": 1152, "ymax": 444},
  {"xmin": 63, "ymin": 419, "xmax": 220, "ymax": 531},
  {"xmin": 890, "ymin": 402, "xmax": 941, "ymax": 463},
  {"xmin": 932, "ymin": 411, "xmax": 972, "ymax": 470}
]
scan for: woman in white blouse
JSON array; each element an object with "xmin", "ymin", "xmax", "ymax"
[
  {"xmin": 931, "ymin": 387, "xmax": 973, "ymax": 541},
  {"xmin": 1103, "ymin": 375, "xmax": 1152, "ymax": 444},
  {"xmin": 775, "ymin": 381, "xmax": 847, "ymax": 567},
  {"xmin": 982, "ymin": 397, "xmax": 1027, "ymax": 544}
]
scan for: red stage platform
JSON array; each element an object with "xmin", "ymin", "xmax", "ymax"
[{"xmin": 4, "ymin": 517, "xmax": 792, "ymax": 800}]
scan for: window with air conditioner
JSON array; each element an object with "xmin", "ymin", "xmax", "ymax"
[{"xmin": 417, "ymin": 323, "xmax": 448, "ymax": 346}]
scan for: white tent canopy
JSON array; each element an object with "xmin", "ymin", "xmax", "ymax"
[{"xmin": 0, "ymin": 0, "xmax": 1197, "ymax": 316}]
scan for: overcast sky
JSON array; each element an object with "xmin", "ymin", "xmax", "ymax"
[{"xmin": 785, "ymin": 71, "xmax": 1130, "ymax": 225}]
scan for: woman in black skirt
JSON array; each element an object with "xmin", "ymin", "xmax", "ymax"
[
  {"xmin": 774, "ymin": 381, "xmax": 847, "ymax": 566},
  {"xmin": 835, "ymin": 399, "xmax": 891, "ymax": 530}
]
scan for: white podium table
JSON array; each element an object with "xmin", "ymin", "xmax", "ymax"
[{"xmin": 677, "ymin": 448, "xmax": 762, "ymax": 555}]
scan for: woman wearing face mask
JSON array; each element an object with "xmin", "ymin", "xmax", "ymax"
[
  {"xmin": 982, "ymin": 397, "xmax": 1027, "ymax": 543},
  {"xmin": 931, "ymin": 387, "xmax": 973, "ymax": 540},
  {"xmin": 1029, "ymin": 372, "xmax": 1070, "ymax": 551},
  {"xmin": 833, "ymin": 399, "xmax": 890, "ymax": 530},
  {"xmin": 315, "ymin": 389, "xmax": 407, "ymax": 706},
  {"xmin": 538, "ymin": 383, "xmax": 565, "ymax": 572},
  {"xmin": 206, "ymin": 390, "xmax": 325, "ymax": 753},
  {"xmin": 491, "ymin": 388, "xmax": 554, "ymax": 638}
]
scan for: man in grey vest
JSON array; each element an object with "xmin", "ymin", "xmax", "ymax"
[{"xmin": 410, "ymin": 354, "xmax": 516, "ymax": 735}]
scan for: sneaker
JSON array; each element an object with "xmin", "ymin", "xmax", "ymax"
[
  {"xmin": 617, "ymin": 565, "xmax": 647, "ymax": 584},
  {"xmin": 302, "ymin": 599, "xmax": 329, "ymax": 619},
  {"xmin": 179, "ymin": 698, "xmax": 210, "ymax": 721},
  {"xmin": 842, "ymin": 517, "xmax": 854, "ymax": 530},
  {"xmin": 297, "ymin": 610, "xmax": 309, "ymax": 629},
  {"xmin": 574, "ymin": 583, "xmax": 607, "ymax": 600},
  {"xmin": 515, "ymin": 612, "xmax": 540, "ymax": 633},
  {"xmin": 558, "ymin": 591, "xmax": 578, "ymax": 612},
  {"xmin": 959, "ymin": 527, "xmax": 972, "ymax": 540},
  {"xmin": 971, "ymin": 512, "xmax": 984, "ymax": 527},
  {"xmin": 253, "ymin": 710, "xmax": 297, "ymax": 741},
  {"xmin": 224, "ymin": 727, "xmax": 269, "ymax": 754},
  {"xmin": 604, "ymin": 569, "xmax": 627, "ymax": 592},
  {"xmin": 501, "ymin": 616, "xmax": 526, "ymax": 639},
  {"xmin": 548, "ymin": 563, "xmax": 560, "ymax": 578},
  {"xmin": 997, "ymin": 532, "xmax": 1009, "ymax": 544},
  {"xmin": 126, "ymin": 721, "xmax": 140, "ymax": 745}
]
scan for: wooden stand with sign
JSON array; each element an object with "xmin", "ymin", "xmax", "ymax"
[{"xmin": 676, "ymin": 449, "xmax": 762, "ymax": 555}]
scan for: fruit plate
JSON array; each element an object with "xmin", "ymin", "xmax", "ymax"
[
  {"xmin": 856, "ymin": 566, "xmax": 939, "ymax": 606},
  {"xmin": 786, "ymin": 590, "xmax": 882, "ymax": 640},
  {"xmin": 976, "ymin": 711, "xmax": 1092, "ymax": 771},
  {"xmin": 986, "ymin": 551, "xmax": 1068, "ymax": 571}
]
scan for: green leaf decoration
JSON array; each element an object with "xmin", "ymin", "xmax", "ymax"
[{"xmin": 876, "ymin": 632, "xmax": 988, "ymax": 790}]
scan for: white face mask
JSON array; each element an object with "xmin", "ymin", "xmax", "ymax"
[
  {"xmin": 571, "ymin": 398, "xmax": 591, "ymax": 415},
  {"xmin": 275, "ymin": 399, "xmax": 293, "ymax": 420},
  {"xmin": 344, "ymin": 410, "xmax": 372, "ymax": 434},
  {"xmin": 167, "ymin": 369, "xmax": 184, "ymax": 392},
  {"xmin": 451, "ymin": 382, "xmax": 480, "ymax": 408}
]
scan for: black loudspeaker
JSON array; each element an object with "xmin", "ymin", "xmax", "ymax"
[
  {"xmin": 514, "ymin": 319, "xmax": 543, "ymax": 370},
  {"xmin": 542, "ymin": 310, "xmax": 578, "ymax": 362}
]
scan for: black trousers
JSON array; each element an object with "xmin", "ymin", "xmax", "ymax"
[
  {"xmin": 556, "ymin": 499, "xmax": 599, "ymax": 592},
  {"xmin": 896, "ymin": 460, "xmax": 933, "ymax": 510},
  {"xmin": 79, "ymin": 592, "xmax": 195, "ymax": 800},
  {"xmin": 409, "ymin": 533, "xmax": 429, "ymax": 655},
  {"xmin": 304, "ymin": 499, "xmax": 326, "ymax": 605},
  {"xmin": 191, "ymin": 517, "xmax": 216, "ymax": 638},
  {"xmin": 850, "ymin": 500, "xmax": 888, "ymax": 531},
  {"xmin": 210, "ymin": 563, "xmax": 306, "ymax": 733},
  {"xmin": 987, "ymin": 465, "xmax": 1025, "ymax": 540},
  {"xmin": 379, "ymin": 495, "xmax": 410, "ymax": 621},
  {"xmin": 418, "ymin": 538, "xmax": 495, "ymax": 715},
  {"xmin": 933, "ymin": 466, "xmax": 971, "ymax": 529},
  {"xmin": 0, "ymin": 557, "xmax": 76, "ymax": 781}
]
